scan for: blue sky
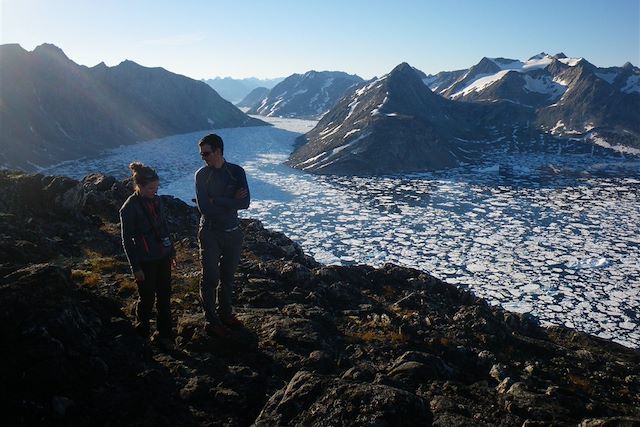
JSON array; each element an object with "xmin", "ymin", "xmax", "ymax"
[{"xmin": 1, "ymin": 0, "xmax": 639, "ymax": 80}]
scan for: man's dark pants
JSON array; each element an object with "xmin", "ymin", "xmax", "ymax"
[{"xmin": 198, "ymin": 226, "xmax": 244, "ymax": 324}]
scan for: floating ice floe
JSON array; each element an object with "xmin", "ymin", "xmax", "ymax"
[{"xmin": 566, "ymin": 258, "xmax": 610, "ymax": 269}]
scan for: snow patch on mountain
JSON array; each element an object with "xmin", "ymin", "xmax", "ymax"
[
  {"xmin": 319, "ymin": 123, "xmax": 344, "ymax": 140},
  {"xmin": 558, "ymin": 57, "xmax": 583, "ymax": 67},
  {"xmin": 299, "ymin": 132, "xmax": 371, "ymax": 171},
  {"xmin": 523, "ymin": 75, "xmax": 567, "ymax": 99},
  {"xmin": 343, "ymin": 128, "xmax": 361, "ymax": 139},
  {"xmin": 591, "ymin": 133, "xmax": 640, "ymax": 155},
  {"xmin": 371, "ymin": 95, "xmax": 389, "ymax": 115},
  {"xmin": 345, "ymin": 99, "xmax": 360, "ymax": 122},
  {"xmin": 452, "ymin": 70, "xmax": 510, "ymax": 97}
]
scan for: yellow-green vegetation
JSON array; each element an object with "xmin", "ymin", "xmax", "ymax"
[
  {"xmin": 568, "ymin": 373, "xmax": 591, "ymax": 391},
  {"xmin": 83, "ymin": 249, "xmax": 127, "ymax": 274},
  {"xmin": 345, "ymin": 329, "xmax": 407, "ymax": 343},
  {"xmin": 389, "ymin": 305, "xmax": 419, "ymax": 321},
  {"xmin": 118, "ymin": 279, "xmax": 137, "ymax": 294},
  {"xmin": 71, "ymin": 269, "xmax": 101, "ymax": 287}
]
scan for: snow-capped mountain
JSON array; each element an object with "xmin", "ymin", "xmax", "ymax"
[
  {"xmin": 288, "ymin": 53, "xmax": 639, "ymax": 175},
  {"xmin": 247, "ymin": 71, "xmax": 364, "ymax": 119},
  {"xmin": 286, "ymin": 63, "xmax": 534, "ymax": 175},
  {"xmin": 0, "ymin": 43, "xmax": 266, "ymax": 171},
  {"xmin": 425, "ymin": 53, "xmax": 640, "ymax": 147}
]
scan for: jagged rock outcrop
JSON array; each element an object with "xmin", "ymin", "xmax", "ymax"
[
  {"xmin": 1, "ymin": 170, "xmax": 639, "ymax": 426},
  {"xmin": 0, "ymin": 43, "xmax": 267, "ymax": 171}
]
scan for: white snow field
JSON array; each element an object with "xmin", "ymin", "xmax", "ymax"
[{"xmin": 44, "ymin": 117, "xmax": 640, "ymax": 349}]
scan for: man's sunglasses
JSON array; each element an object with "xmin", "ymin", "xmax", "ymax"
[{"xmin": 200, "ymin": 151, "xmax": 213, "ymax": 157}]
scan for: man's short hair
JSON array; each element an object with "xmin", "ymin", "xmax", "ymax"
[{"xmin": 199, "ymin": 133, "xmax": 224, "ymax": 155}]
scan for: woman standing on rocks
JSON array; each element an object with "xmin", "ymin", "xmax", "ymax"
[{"xmin": 120, "ymin": 162, "xmax": 176, "ymax": 349}]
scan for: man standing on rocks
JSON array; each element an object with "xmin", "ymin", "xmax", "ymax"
[{"xmin": 195, "ymin": 134, "xmax": 250, "ymax": 336}]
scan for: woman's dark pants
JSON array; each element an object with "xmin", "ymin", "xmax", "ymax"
[{"xmin": 135, "ymin": 257, "xmax": 172, "ymax": 338}]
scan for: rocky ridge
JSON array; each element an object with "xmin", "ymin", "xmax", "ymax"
[{"xmin": 0, "ymin": 170, "xmax": 638, "ymax": 426}]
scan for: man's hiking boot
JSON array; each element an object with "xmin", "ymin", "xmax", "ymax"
[{"xmin": 221, "ymin": 314, "xmax": 244, "ymax": 329}]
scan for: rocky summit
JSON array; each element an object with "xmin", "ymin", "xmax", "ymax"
[{"xmin": 0, "ymin": 170, "xmax": 638, "ymax": 426}]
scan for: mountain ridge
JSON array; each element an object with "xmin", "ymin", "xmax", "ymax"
[
  {"xmin": 287, "ymin": 63, "xmax": 536, "ymax": 175},
  {"xmin": 247, "ymin": 70, "xmax": 364, "ymax": 119},
  {"xmin": 202, "ymin": 76, "xmax": 284, "ymax": 104},
  {"xmin": 288, "ymin": 55, "xmax": 639, "ymax": 175},
  {"xmin": 0, "ymin": 43, "xmax": 267, "ymax": 171}
]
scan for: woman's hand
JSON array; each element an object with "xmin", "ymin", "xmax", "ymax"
[
  {"xmin": 134, "ymin": 270, "xmax": 145, "ymax": 282},
  {"xmin": 171, "ymin": 258, "xmax": 177, "ymax": 269}
]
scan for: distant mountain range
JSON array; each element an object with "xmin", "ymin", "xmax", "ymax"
[
  {"xmin": 246, "ymin": 71, "xmax": 364, "ymax": 119},
  {"xmin": 288, "ymin": 54, "xmax": 640, "ymax": 175},
  {"xmin": 0, "ymin": 43, "xmax": 266, "ymax": 171},
  {"xmin": 202, "ymin": 77, "xmax": 283, "ymax": 104}
]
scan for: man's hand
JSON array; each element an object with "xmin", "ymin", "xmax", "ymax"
[
  {"xmin": 235, "ymin": 188, "xmax": 248, "ymax": 199},
  {"xmin": 134, "ymin": 269, "xmax": 145, "ymax": 282}
]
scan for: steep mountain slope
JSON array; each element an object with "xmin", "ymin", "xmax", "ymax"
[
  {"xmin": 237, "ymin": 86, "xmax": 270, "ymax": 109},
  {"xmin": 202, "ymin": 76, "xmax": 283, "ymax": 104},
  {"xmin": 0, "ymin": 43, "xmax": 266, "ymax": 171},
  {"xmin": 287, "ymin": 63, "xmax": 533, "ymax": 175},
  {"xmin": 247, "ymin": 71, "xmax": 363, "ymax": 119}
]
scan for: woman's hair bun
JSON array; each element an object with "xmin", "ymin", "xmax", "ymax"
[
  {"xmin": 129, "ymin": 162, "xmax": 159, "ymax": 188},
  {"xmin": 129, "ymin": 161, "xmax": 145, "ymax": 172}
]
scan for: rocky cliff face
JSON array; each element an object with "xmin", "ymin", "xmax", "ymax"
[
  {"xmin": 1, "ymin": 170, "xmax": 638, "ymax": 426},
  {"xmin": 0, "ymin": 44, "xmax": 266, "ymax": 171}
]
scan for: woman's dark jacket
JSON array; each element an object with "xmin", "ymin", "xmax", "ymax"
[{"xmin": 119, "ymin": 193, "xmax": 175, "ymax": 273}]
